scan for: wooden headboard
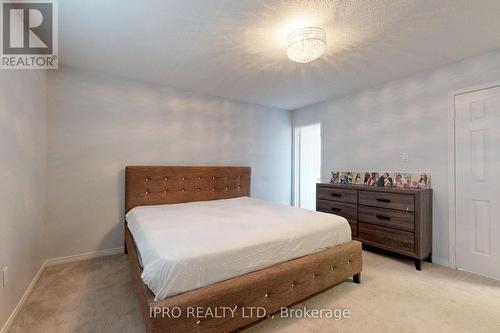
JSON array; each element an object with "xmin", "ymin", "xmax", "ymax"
[{"xmin": 125, "ymin": 166, "xmax": 251, "ymax": 213}]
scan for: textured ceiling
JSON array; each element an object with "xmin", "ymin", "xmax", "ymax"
[{"xmin": 59, "ymin": 0, "xmax": 500, "ymax": 110}]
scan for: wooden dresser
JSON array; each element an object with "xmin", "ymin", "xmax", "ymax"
[{"xmin": 316, "ymin": 183, "xmax": 432, "ymax": 270}]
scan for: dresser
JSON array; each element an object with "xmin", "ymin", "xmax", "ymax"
[{"xmin": 316, "ymin": 183, "xmax": 432, "ymax": 270}]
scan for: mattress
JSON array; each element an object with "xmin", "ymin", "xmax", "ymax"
[{"xmin": 126, "ymin": 197, "xmax": 351, "ymax": 301}]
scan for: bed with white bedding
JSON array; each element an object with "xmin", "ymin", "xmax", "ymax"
[
  {"xmin": 126, "ymin": 196, "xmax": 351, "ymax": 301},
  {"xmin": 124, "ymin": 165, "xmax": 361, "ymax": 332}
]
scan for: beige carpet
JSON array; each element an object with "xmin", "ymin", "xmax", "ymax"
[{"xmin": 9, "ymin": 251, "xmax": 500, "ymax": 333}]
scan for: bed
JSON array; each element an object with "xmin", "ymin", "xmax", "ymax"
[{"xmin": 124, "ymin": 166, "xmax": 362, "ymax": 333}]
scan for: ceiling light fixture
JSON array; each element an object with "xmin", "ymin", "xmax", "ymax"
[{"xmin": 287, "ymin": 27, "xmax": 326, "ymax": 63}]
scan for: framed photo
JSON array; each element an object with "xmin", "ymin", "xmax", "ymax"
[
  {"xmin": 330, "ymin": 172, "xmax": 340, "ymax": 184},
  {"xmin": 364, "ymin": 172, "xmax": 379, "ymax": 186},
  {"xmin": 352, "ymin": 172, "xmax": 364, "ymax": 185},
  {"xmin": 414, "ymin": 172, "xmax": 431, "ymax": 189},
  {"xmin": 339, "ymin": 171, "xmax": 353, "ymax": 184}
]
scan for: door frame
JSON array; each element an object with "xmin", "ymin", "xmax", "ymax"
[
  {"xmin": 292, "ymin": 122, "xmax": 322, "ymax": 208},
  {"xmin": 448, "ymin": 80, "xmax": 500, "ymax": 269}
]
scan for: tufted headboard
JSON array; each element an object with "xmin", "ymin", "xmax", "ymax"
[{"xmin": 125, "ymin": 166, "xmax": 251, "ymax": 213}]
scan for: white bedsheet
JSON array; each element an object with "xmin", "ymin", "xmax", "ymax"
[{"xmin": 126, "ymin": 197, "xmax": 351, "ymax": 301}]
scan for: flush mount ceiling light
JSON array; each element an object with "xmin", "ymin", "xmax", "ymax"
[{"xmin": 287, "ymin": 27, "xmax": 326, "ymax": 63}]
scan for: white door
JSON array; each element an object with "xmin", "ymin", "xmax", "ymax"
[
  {"xmin": 294, "ymin": 123, "xmax": 321, "ymax": 210},
  {"xmin": 455, "ymin": 86, "xmax": 500, "ymax": 280}
]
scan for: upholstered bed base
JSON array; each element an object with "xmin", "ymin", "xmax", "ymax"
[
  {"xmin": 126, "ymin": 227, "xmax": 361, "ymax": 333},
  {"xmin": 124, "ymin": 166, "xmax": 362, "ymax": 332}
]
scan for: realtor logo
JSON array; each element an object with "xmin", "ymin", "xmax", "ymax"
[{"xmin": 1, "ymin": 0, "xmax": 58, "ymax": 69}]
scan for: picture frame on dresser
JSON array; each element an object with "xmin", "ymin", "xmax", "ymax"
[{"xmin": 316, "ymin": 183, "xmax": 432, "ymax": 270}]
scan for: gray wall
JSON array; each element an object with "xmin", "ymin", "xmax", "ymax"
[
  {"xmin": 46, "ymin": 67, "xmax": 292, "ymax": 259},
  {"xmin": 0, "ymin": 71, "xmax": 46, "ymax": 328},
  {"xmin": 293, "ymin": 48, "xmax": 500, "ymax": 265}
]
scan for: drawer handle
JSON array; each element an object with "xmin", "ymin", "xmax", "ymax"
[
  {"xmin": 331, "ymin": 207, "xmax": 342, "ymax": 212},
  {"xmin": 331, "ymin": 193, "xmax": 342, "ymax": 197},
  {"xmin": 376, "ymin": 198, "xmax": 391, "ymax": 203},
  {"xmin": 376, "ymin": 214, "xmax": 391, "ymax": 220}
]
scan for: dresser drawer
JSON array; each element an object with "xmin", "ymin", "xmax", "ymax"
[
  {"xmin": 317, "ymin": 200, "xmax": 357, "ymax": 220},
  {"xmin": 359, "ymin": 223, "xmax": 415, "ymax": 253},
  {"xmin": 317, "ymin": 186, "xmax": 357, "ymax": 204},
  {"xmin": 317, "ymin": 199, "xmax": 358, "ymax": 237},
  {"xmin": 359, "ymin": 191, "xmax": 414, "ymax": 212},
  {"xmin": 359, "ymin": 206, "xmax": 414, "ymax": 232}
]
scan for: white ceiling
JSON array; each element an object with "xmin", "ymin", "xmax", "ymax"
[{"xmin": 59, "ymin": 0, "xmax": 500, "ymax": 110}]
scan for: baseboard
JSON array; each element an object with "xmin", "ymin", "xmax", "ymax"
[
  {"xmin": 431, "ymin": 257, "xmax": 450, "ymax": 267},
  {"xmin": 0, "ymin": 247, "xmax": 125, "ymax": 333},
  {"xmin": 45, "ymin": 247, "xmax": 125, "ymax": 267},
  {"xmin": 0, "ymin": 261, "xmax": 47, "ymax": 333}
]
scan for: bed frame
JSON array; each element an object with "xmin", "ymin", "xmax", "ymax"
[{"xmin": 124, "ymin": 166, "xmax": 362, "ymax": 333}]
